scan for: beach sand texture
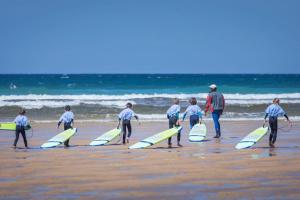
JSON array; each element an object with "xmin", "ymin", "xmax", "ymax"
[{"xmin": 0, "ymin": 120, "xmax": 300, "ymax": 200}]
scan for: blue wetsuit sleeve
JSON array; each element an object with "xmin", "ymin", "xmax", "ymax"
[
  {"xmin": 197, "ymin": 106, "xmax": 202, "ymax": 118},
  {"xmin": 265, "ymin": 106, "xmax": 270, "ymax": 115},
  {"xmin": 278, "ymin": 106, "xmax": 285, "ymax": 116},
  {"xmin": 134, "ymin": 115, "xmax": 139, "ymax": 120},
  {"xmin": 59, "ymin": 114, "xmax": 64, "ymax": 123},
  {"xmin": 24, "ymin": 116, "xmax": 29, "ymax": 126},
  {"xmin": 118, "ymin": 111, "xmax": 123, "ymax": 120},
  {"xmin": 13, "ymin": 116, "xmax": 18, "ymax": 124},
  {"xmin": 182, "ymin": 106, "xmax": 189, "ymax": 121},
  {"xmin": 198, "ymin": 111, "xmax": 202, "ymax": 119},
  {"xmin": 182, "ymin": 112, "xmax": 187, "ymax": 121},
  {"xmin": 264, "ymin": 105, "xmax": 270, "ymax": 119},
  {"xmin": 264, "ymin": 113, "xmax": 268, "ymax": 120}
]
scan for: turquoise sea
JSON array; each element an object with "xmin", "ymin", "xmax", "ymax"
[{"xmin": 0, "ymin": 74, "xmax": 299, "ymax": 120}]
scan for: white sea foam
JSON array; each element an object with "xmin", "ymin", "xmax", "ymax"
[
  {"xmin": 0, "ymin": 93, "xmax": 299, "ymax": 109},
  {"xmin": 1, "ymin": 93, "xmax": 300, "ymax": 101},
  {"xmin": 0, "ymin": 100, "xmax": 135, "ymax": 109}
]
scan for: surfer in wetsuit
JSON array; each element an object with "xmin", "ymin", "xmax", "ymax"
[
  {"xmin": 57, "ymin": 105, "xmax": 74, "ymax": 147},
  {"xmin": 263, "ymin": 98, "xmax": 291, "ymax": 148},
  {"xmin": 205, "ymin": 84, "xmax": 225, "ymax": 138},
  {"xmin": 117, "ymin": 103, "xmax": 139, "ymax": 144},
  {"xmin": 166, "ymin": 98, "xmax": 182, "ymax": 148},
  {"xmin": 13, "ymin": 108, "xmax": 30, "ymax": 149},
  {"xmin": 182, "ymin": 97, "xmax": 202, "ymax": 129}
]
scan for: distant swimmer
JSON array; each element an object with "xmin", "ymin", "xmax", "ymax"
[
  {"xmin": 13, "ymin": 108, "xmax": 31, "ymax": 149},
  {"xmin": 205, "ymin": 84, "xmax": 225, "ymax": 138},
  {"xmin": 263, "ymin": 98, "xmax": 292, "ymax": 148},
  {"xmin": 117, "ymin": 103, "xmax": 140, "ymax": 144},
  {"xmin": 166, "ymin": 98, "xmax": 182, "ymax": 148},
  {"xmin": 9, "ymin": 83, "xmax": 17, "ymax": 90},
  {"xmin": 182, "ymin": 97, "xmax": 202, "ymax": 129},
  {"xmin": 57, "ymin": 105, "xmax": 74, "ymax": 147}
]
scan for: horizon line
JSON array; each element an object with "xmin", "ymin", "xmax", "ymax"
[{"xmin": 0, "ymin": 73, "xmax": 299, "ymax": 75}]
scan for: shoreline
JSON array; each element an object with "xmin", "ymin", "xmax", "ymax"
[{"xmin": 3, "ymin": 117, "xmax": 299, "ymax": 123}]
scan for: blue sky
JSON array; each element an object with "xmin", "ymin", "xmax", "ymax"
[{"xmin": 0, "ymin": 0, "xmax": 299, "ymax": 74}]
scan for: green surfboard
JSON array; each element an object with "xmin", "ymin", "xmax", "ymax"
[
  {"xmin": 235, "ymin": 127, "xmax": 269, "ymax": 149},
  {"xmin": 129, "ymin": 126, "xmax": 182, "ymax": 149},
  {"xmin": 89, "ymin": 128, "xmax": 121, "ymax": 146},
  {"xmin": 0, "ymin": 122, "xmax": 31, "ymax": 131},
  {"xmin": 41, "ymin": 128, "xmax": 77, "ymax": 148}
]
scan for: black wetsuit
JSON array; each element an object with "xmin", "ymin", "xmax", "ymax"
[
  {"xmin": 14, "ymin": 125, "xmax": 28, "ymax": 147},
  {"xmin": 268, "ymin": 117, "xmax": 278, "ymax": 144},
  {"xmin": 168, "ymin": 116, "xmax": 181, "ymax": 145},
  {"xmin": 63, "ymin": 122, "xmax": 72, "ymax": 147},
  {"xmin": 265, "ymin": 113, "xmax": 289, "ymax": 144},
  {"xmin": 122, "ymin": 119, "xmax": 132, "ymax": 144}
]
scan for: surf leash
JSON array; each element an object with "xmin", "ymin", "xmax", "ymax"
[
  {"xmin": 278, "ymin": 122, "xmax": 293, "ymax": 132},
  {"xmin": 26, "ymin": 127, "xmax": 34, "ymax": 139}
]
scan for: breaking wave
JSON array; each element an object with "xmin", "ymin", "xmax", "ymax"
[{"xmin": 0, "ymin": 93, "xmax": 299, "ymax": 109}]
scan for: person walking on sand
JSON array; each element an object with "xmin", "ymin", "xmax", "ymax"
[
  {"xmin": 182, "ymin": 97, "xmax": 202, "ymax": 129},
  {"xmin": 166, "ymin": 98, "xmax": 182, "ymax": 148},
  {"xmin": 205, "ymin": 84, "xmax": 225, "ymax": 138},
  {"xmin": 57, "ymin": 105, "xmax": 74, "ymax": 147},
  {"xmin": 117, "ymin": 103, "xmax": 140, "ymax": 144},
  {"xmin": 263, "ymin": 98, "xmax": 292, "ymax": 148},
  {"xmin": 13, "ymin": 108, "xmax": 31, "ymax": 149}
]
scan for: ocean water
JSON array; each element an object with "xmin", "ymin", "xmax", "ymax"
[{"xmin": 0, "ymin": 74, "xmax": 299, "ymax": 121}]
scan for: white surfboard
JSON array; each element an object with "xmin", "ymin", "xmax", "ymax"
[
  {"xmin": 189, "ymin": 123, "xmax": 207, "ymax": 142},
  {"xmin": 89, "ymin": 128, "xmax": 121, "ymax": 146},
  {"xmin": 41, "ymin": 128, "xmax": 77, "ymax": 148},
  {"xmin": 129, "ymin": 126, "xmax": 182, "ymax": 149},
  {"xmin": 235, "ymin": 127, "xmax": 269, "ymax": 149}
]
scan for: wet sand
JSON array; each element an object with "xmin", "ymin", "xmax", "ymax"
[{"xmin": 0, "ymin": 120, "xmax": 300, "ymax": 200}]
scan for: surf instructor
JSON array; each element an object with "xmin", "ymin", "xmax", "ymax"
[{"xmin": 205, "ymin": 84, "xmax": 225, "ymax": 138}]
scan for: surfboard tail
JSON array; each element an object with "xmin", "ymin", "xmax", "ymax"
[{"xmin": 235, "ymin": 142, "xmax": 255, "ymax": 149}]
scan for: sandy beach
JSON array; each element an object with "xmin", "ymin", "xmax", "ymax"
[
  {"xmin": 0, "ymin": 120, "xmax": 299, "ymax": 200},
  {"xmin": 1, "ymin": 0, "xmax": 300, "ymax": 198}
]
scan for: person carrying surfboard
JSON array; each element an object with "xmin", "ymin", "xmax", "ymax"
[
  {"xmin": 263, "ymin": 98, "xmax": 292, "ymax": 148},
  {"xmin": 166, "ymin": 98, "xmax": 182, "ymax": 148},
  {"xmin": 117, "ymin": 103, "xmax": 139, "ymax": 144},
  {"xmin": 204, "ymin": 84, "xmax": 225, "ymax": 138},
  {"xmin": 182, "ymin": 97, "xmax": 203, "ymax": 129},
  {"xmin": 13, "ymin": 108, "xmax": 30, "ymax": 149},
  {"xmin": 57, "ymin": 105, "xmax": 74, "ymax": 147}
]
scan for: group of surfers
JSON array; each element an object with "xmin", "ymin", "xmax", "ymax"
[{"xmin": 12, "ymin": 84, "xmax": 291, "ymax": 149}]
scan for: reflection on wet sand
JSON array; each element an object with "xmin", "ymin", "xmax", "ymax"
[{"xmin": 0, "ymin": 121, "xmax": 299, "ymax": 199}]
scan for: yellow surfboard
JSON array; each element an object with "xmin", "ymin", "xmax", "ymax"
[
  {"xmin": 41, "ymin": 128, "xmax": 77, "ymax": 148},
  {"xmin": 129, "ymin": 126, "xmax": 182, "ymax": 149},
  {"xmin": 0, "ymin": 122, "xmax": 31, "ymax": 131},
  {"xmin": 235, "ymin": 127, "xmax": 269, "ymax": 149},
  {"xmin": 89, "ymin": 128, "xmax": 121, "ymax": 146}
]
